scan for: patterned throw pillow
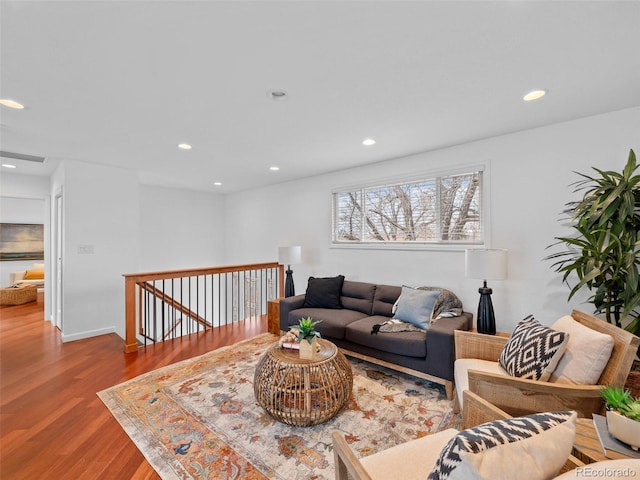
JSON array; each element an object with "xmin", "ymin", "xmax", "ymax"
[
  {"xmin": 428, "ymin": 411, "xmax": 577, "ymax": 480},
  {"xmin": 499, "ymin": 315, "xmax": 569, "ymax": 381}
]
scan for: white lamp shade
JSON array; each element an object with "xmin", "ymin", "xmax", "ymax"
[
  {"xmin": 465, "ymin": 249, "xmax": 508, "ymax": 281},
  {"xmin": 278, "ymin": 246, "xmax": 301, "ymax": 265}
]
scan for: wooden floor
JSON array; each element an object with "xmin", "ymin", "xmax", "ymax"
[{"xmin": 0, "ymin": 294, "xmax": 267, "ymax": 480}]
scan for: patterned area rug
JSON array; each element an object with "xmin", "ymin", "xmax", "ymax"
[{"xmin": 98, "ymin": 333, "xmax": 454, "ymax": 479}]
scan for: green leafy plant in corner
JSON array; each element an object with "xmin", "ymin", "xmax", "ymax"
[
  {"xmin": 601, "ymin": 386, "xmax": 640, "ymax": 422},
  {"xmin": 290, "ymin": 317, "xmax": 322, "ymax": 344},
  {"xmin": 545, "ymin": 149, "xmax": 640, "ymax": 336}
]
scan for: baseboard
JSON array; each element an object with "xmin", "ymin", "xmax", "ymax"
[{"xmin": 61, "ymin": 326, "xmax": 116, "ymax": 343}]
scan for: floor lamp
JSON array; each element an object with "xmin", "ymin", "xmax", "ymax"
[
  {"xmin": 465, "ymin": 249, "xmax": 508, "ymax": 335},
  {"xmin": 278, "ymin": 246, "xmax": 301, "ymax": 297}
]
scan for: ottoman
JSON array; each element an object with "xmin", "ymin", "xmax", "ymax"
[{"xmin": 0, "ymin": 284, "xmax": 38, "ymax": 306}]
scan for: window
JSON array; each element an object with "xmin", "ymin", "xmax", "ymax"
[{"xmin": 332, "ymin": 169, "xmax": 483, "ymax": 246}]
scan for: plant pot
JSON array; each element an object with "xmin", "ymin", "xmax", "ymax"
[
  {"xmin": 606, "ymin": 409, "xmax": 640, "ymax": 451},
  {"xmin": 299, "ymin": 337, "xmax": 317, "ymax": 360}
]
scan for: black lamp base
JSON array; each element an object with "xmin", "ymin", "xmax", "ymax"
[
  {"xmin": 284, "ymin": 267, "xmax": 295, "ymax": 297},
  {"xmin": 477, "ymin": 281, "xmax": 496, "ymax": 335}
]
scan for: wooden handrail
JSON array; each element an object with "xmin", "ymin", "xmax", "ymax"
[
  {"xmin": 138, "ymin": 282, "xmax": 211, "ymax": 334},
  {"xmin": 124, "ymin": 262, "xmax": 284, "ymax": 353}
]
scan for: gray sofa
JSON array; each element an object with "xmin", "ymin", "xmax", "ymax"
[{"xmin": 279, "ymin": 279, "xmax": 473, "ymax": 399}]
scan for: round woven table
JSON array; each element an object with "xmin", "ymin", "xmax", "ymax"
[{"xmin": 254, "ymin": 339, "xmax": 353, "ymax": 427}]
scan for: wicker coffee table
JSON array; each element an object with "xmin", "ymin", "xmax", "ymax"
[{"xmin": 254, "ymin": 339, "xmax": 353, "ymax": 427}]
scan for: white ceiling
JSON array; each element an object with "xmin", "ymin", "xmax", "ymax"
[{"xmin": 1, "ymin": 1, "xmax": 639, "ymax": 193}]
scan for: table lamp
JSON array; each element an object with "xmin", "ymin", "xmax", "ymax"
[
  {"xmin": 465, "ymin": 249, "xmax": 508, "ymax": 335},
  {"xmin": 278, "ymin": 246, "xmax": 301, "ymax": 297}
]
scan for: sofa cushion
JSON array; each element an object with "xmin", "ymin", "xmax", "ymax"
[
  {"xmin": 499, "ymin": 315, "xmax": 569, "ymax": 381},
  {"xmin": 549, "ymin": 315, "xmax": 614, "ymax": 385},
  {"xmin": 340, "ymin": 280, "xmax": 376, "ymax": 315},
  {"xmin": 428, "ymin": 411, "xmax": 577, "ymax": 480},
  {"xmin": 372, "ymin": 284, "xmax": 402, "ymax": 316},
  {"xmin": 287, "ymin": 308, "xmax": 368, "ymax": 340},
  {"xmin": 345, "ymin": 316, "xmax": 427, "ymax": 358},
  {"xmin": 302, "ymin": 275, "xmax": 345, "ymax": 309},
  {"xmin": 392, "ymin": 286, "xmax": 441, "ymax": 330}
]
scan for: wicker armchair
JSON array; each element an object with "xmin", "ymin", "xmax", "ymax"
[
  {"xmin": 332, "ymin": 390, "xmax": 583, "ymax": 480},
  {"xmin": 454, "ymin": 309, "xmax": 640, "ymax": 418}
]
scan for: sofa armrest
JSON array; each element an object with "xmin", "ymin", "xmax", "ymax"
[
  {"xmin": 279, "ymin": 294, "xmax": 306, "ymax": 330},
  {"xmin": 454, "ymin": 330, "xmax": 508, "ymax": 361},
  {"xmin": 425, "ymin": 313, "xmax": 473, "ymax": 381}
]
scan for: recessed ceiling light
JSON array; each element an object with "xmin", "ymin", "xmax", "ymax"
[
  {"xmin": 177, "ymin": 143, "xmax": 192, "ymax": 150},
  {"xmin": 270, "ymin": 166, "xmax": 280, "ymax": 171},
  {"xmin": 213, "ymin": 182, "xmax": 222, "ymax": 186},
  {"xmin": 0, "ymin": 99, "xmax": 25, "ymax": 109},
  {"xmin": 268, "ymin": 90, "xmax": 288, "ymax": 101},
  {"xmin": 523, "ymin": 90, "xmax": 547, "ymax": 102},
  {"xmin": 362, "ymin": 138, "xmax": 376, "ymax": 146},
  {"xmin": 2, "ymin": 164, "xmax": 17, "ymax": 169}
]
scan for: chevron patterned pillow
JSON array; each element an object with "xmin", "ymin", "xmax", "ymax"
[
  {"xmin": 428, "ymin": 410, "xmax": 577, "ymax": 480},
  {"xmin": 498, "ymin": 315, "xmax": 569, "ymax": 381}
]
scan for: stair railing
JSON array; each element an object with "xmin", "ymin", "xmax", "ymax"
[{"xmin": 123, "ymin": 262, "xmax": 283, "ymax": 353}]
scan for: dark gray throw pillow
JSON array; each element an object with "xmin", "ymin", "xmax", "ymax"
[{"xmin": 303, "ymin": 275, "xmax": 345, "ymax": 309}]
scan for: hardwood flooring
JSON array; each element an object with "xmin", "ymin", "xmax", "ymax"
[
  {"xmin": 3, "ymin": 296, "xmax": 639, "ymax": 479},
  {"xmin": 0, "ymin": 294, "xmax": 267, "ymax": 479}
]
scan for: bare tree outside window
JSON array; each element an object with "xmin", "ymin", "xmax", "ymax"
[{"xmin": 333, "ymin": 171, "xmax": 482, "ymax": 245}]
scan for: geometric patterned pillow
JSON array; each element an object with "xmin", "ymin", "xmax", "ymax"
[
  {"xmin": 498, "ymin": 315, "xmax": 569, "ymax": 381},
  {"xmin": 427, "ymin": 411, "xmax": 577, "ymax": 480}
]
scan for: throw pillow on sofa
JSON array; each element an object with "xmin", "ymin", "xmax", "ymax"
[
  {"xmin": 302, "ymin": 275, "xmax": 345, "ymax": 309},
  {"xmin": 428, "ymin": 410, "xmax": 577, "ymax": 480},
  {"xmin": 23, "ymin": 269, "xmax": 45, "ymax": 280},
  {"xmin": 391, "ymin": 286, "xmax": 441, "ymax": 330},
  {"xmin": 499, "ymin": 315, "xmax": 569, "ymax": 381}
]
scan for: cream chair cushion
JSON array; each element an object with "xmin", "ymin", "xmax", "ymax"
[
  {"xmin": 454, "ymin": 358, "xmax": 508, "ymax": 409},
  {"xmin": 359, "ymin": 428, "xmax": 458, "ymax": 480},
  {"xmin": 550, "ymin": 315, "xmax": 614, "ymax": 385}
]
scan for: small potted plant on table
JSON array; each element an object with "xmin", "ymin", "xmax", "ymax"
[
  {"xmin": 600, "ymin": 385, "xmax": 640, "ymax": 451},
  {"xmin": 290, "ymin": 317, "xmax": 321, "ymax": 360}
]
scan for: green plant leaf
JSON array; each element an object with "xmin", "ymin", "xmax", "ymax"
[{"xmin": 546, "ymin": 149, "xmax": 640, "ymax": 328}]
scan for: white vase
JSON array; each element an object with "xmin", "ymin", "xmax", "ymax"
[
  {"xmin": 606, "ymin": 409, "xmax": 640, "ymax": 451},
  {"xmin": 299, "ymin": 337, "xmax": 317, "ymax": 360}
]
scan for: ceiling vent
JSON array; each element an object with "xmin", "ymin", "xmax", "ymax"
[{"xmin": 0, "ymin": 150, "xmax": 46, "ymax": 163}]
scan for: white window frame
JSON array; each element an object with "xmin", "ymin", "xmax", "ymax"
[{"xmin": 330, "ymin": 162, "xmax": 490, "ymax": 251}]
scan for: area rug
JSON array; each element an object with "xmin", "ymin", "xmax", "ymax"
[{"xmin": 98, "ymin": 333, "xmax": 454, "ymax": 480}]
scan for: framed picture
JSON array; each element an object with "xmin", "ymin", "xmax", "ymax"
[{"xmin": 0, "ymin": 223, "xmax": 45, "ymax": 261}]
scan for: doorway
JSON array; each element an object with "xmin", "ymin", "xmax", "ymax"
[{"xmin": 53, "ymin": 192, "xmax": 63, "ymax": 331}]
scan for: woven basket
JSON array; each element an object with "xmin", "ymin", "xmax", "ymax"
[{"xmin": 0, "ymin": 284, "xmax": 38, "ymax": 306}]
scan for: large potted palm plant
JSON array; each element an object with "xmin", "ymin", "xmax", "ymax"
[{"xmin": 545, "ymin": 149, "xmax": 640, "ymax": 336}]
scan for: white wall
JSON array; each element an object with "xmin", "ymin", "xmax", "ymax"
[
  {"xmin": 4, "ymin": 167, "xmax": 228, "ymax": 343},
  {"xmin": 0, "ymin": 173, "xmax": 51, "ymax": 319},
  {"xmin": 52, "ymin": 160, "xmax": 140, "ymax": 341},
  {"xmin": 224, "ymin": 107, "xmax": 640, "ymax": 333},
  {"xmin": 139, "ymin": 185, "xmax": 226, "ymax": 271}
]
